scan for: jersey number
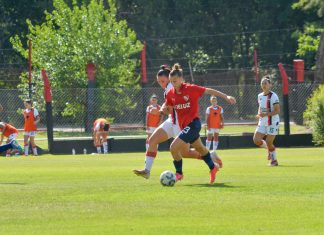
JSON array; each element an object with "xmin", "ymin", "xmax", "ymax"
[{"xmin": 181, "ymin": 126, "xmax": 191, "ymax": 134}]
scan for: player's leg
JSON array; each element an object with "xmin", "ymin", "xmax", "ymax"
[
  {"xmin": 94, "ymin": 133, "xmax": 102, "ymax": 154},
  {"xmin": 266, "ymin": 134, "xmax": 278, "ymax": 166},
  {"xmin": 133, "ymin": 121, "xmax": 170, "ymax": 179},
  {"xmin": 213, "ymin": 130, "xmax": 220, "ymax": 150},
  {"xmin": 169, "ymin": 136, "xmax": 187, "ymax": 181},
  {"xmin": 206, "ymin": 132, "xmax": 212, "ymax": 150},
  {"xmin": 0, "ymin": 142, "xmax": 15, "ymax": 153},
  {"xmin": 191, "ymin": 137, "xmax": 218, "ymax": 184},
  {"xmin": 29, "ymin": 133, "xmax": 38, "ymax": 156},
  {"xmin": 253, "ymin": 127, "xmax": 267, "ymax": 149},
  {"xmin": 101, "ymin": 133, "xmax": 108, "ymax": 154},
  {"xmin": 23, "ymin": 133, "xmax": 30, "ymax": 156}
]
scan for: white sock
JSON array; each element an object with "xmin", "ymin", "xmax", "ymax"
[
  {"xmin": 260, "ymin": 140, "xmax": 267, "ymax": 149},
  {"xmin": 145, "ymin": 143, "xmax": 149, "ymax": 151},
  {"xmin": 145, "ymin": 156, "xmax": 154, "ymax": 172},
  {"xmin": 213, "ymin": 141, "xmax": 219, "ymax": 150},
  {"xmin": 103, "ymin": 142, "xmax": 108, "ymax": 153},
  {"xmin": 24, "ymin": 145, "xmax": 29, "ymax": 156},
  {"xmin": 270, "ymin": 150, "xmax": 277, "ymax": 160},
  {"xmin": 206, "ymin": 140, "xmax": 211, "ymax": 150},
  {"xmin": 97, "ymin": 146, "xmax": 102, "ymax": 154},
  {"xmin": 32, "ymin": 147, "xmax": 38, "ymax": 155}
]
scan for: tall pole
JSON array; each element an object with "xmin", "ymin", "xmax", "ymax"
[
  {"xmin": 28, "ymin": 39, "xmax": 32, "ymax": 99},
  {"xmin": 41, "ymin": 69, "xmax": 53, "ymax": 153},
  {"xmin": 278, "ymin": 63, "xmax": 290, "ymax": 136}
]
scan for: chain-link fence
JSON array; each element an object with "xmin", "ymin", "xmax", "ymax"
[{"xmin": 0, "ymin": 83, "xmax": 317, "ymax": 144}]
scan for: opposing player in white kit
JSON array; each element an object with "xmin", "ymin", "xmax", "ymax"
[
  {"xmin": 133, "ymin": 65, "xmax": 222, "ymax": 179},
  {"xmin": 253, "ymin": 76, "xmax": 280, "ymax": 166}
]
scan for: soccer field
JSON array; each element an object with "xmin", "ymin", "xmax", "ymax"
[{"xmin": 0, "ymin": 148, "xmax": 324, "ymax": 235}]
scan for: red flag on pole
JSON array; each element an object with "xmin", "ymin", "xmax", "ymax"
[
  {"xmin": 141, "ymin": 41, "xmax": 147, "ymax": 84},
  {"xmin": 278, "ymin": 63, "xmax": 289, "ymax": 95},
  {"xmin": 41, "ymin": 69, "xmax": 52, "ymax": 103},
  {"xmin": 254, "ymin": 48, "xmax": 259, "ymax": 83}
]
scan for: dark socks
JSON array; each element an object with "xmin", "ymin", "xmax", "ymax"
[
  {"xmin": 173, "ymin": 159, "xmax": 183, "ymax": 174},
  {"xmin": 202, "ymin": 152, "xmax": 215, "ymax": 170}
]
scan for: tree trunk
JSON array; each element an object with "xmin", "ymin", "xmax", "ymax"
[{"xmin": 315, "ymin": 32, "xmax": 324, "ymax": 84}]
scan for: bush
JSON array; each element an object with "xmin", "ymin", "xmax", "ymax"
[{"xmin": 304, "ymin": 85, "xmax": 324, "ymax": 145}]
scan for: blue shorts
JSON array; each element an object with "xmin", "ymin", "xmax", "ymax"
[{"xmin": 178, "ymin": 118, "xmax": 201, "ymax": 144}]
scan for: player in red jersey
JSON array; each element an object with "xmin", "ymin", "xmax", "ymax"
[
  {"xmin": 23, "ymin": 100, "xmax": 40, "ymax": 156},
  {"xmin": 145, "ymin": 94, "xmax": 162, "ymax": 150},
  {"xmin": 134, "ymin": 65, "xmax": 222, "ymax": 179},
  {"xmin": 93, "ymin": 118, "xmax": 110, "ymax": 154},
  {"xmin": 165, "ymin": 64, "xmax": 236, "ymax": 184},
  {"xmin": 205, "ymin": 96, "xmax": 224, "ymax": 151}
]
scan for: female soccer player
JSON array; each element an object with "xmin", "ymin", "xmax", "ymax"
[
  {"xmin": 23, "ymin": 99, "xmax": 40, "ymax": 156},
  {"xmin": 0, "ymin": 122, "xmax": 22, "ymax": 156},
  {"xmin": 145, "ymin": 94, "xmax": 162, "ymax": 150},
  {"xmin": 253, "ymin": 76, "xmax": 280, "ymax": 166},
  {"xmin": 205, "ymin": 96, "xmax": 224, "ymax": 151},
  {"xmin": 133, "ymin": 65, "xmax": 222, "ymax": 179},
  {"xmin": 165, "ymin": 64, "xmax": 236, "ymax": 184},
  {"xmin": 93, "ymin": 118, "xmax": 110, "ymax": 154}
]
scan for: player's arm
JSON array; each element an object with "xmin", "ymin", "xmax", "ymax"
[
  {"xmin": 204, "ymin": 88, "xmax": 236, "ymax": 105},
  {"xmin": 145, "ymin": 110, "xmax": 149, "ymax": 130},
  {"xmin": 220, "ymin": 113, "xmax": 224, "ymax": 128},
  {"xmin": 159, "ymin": 102, "xmax": 171, "ymax": 115},
  {"xmin": 205, "ymin": 112, "xmax": 209, "ymax": 130}
]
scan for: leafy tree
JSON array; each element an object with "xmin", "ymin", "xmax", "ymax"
[
  {"xmin": 304, "ymin": 85, "xmax": 324, "ymax": 145},
  {"xmin": 10, "ymin": 0, "xmax": 143, "ymax": 129},
  {"xmin": 11, "ymin": 0, "xmax": 142, "ymax": 89}
]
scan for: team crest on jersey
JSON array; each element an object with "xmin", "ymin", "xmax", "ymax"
[{"xmin": 183, "ymin": 95, "xmax": 189, "ymax": 101}]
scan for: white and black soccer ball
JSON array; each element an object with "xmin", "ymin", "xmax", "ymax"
[{"xmin": 160, "ymin": 170, "xmax": 176, "ymax": 187}]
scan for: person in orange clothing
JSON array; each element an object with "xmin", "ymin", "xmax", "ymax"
[
  {"xmin": 0, "ymin": 122, "xmax": 22, "ymax": 156},
  {"xmin": 93, "ymin": 118, "xmax": 110, "ymax": 154},
  {"xmin": 145, "ymin": 94, "xmax": 162, "ymax": 150},
  {"xmin": 23, "ymin": 100, "xmax": 40, "ymax": 156},
  {"xmin": 205, "ymin": 96, "xmax": 224, "ymax": 151}
]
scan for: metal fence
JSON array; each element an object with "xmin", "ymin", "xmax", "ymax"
[{"xmin": 0, "ymin": 83, "xmax": 317, "ymax": 138}]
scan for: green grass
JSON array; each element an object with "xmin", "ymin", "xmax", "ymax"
[{"xmin": 0, "ymin": 147, "xmax": 324, "ymax": 234}]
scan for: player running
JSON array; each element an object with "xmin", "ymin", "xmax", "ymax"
[
  {"xmin": 253, "ymin": 76, "xmax": 280, "ymax": 166},
  {"xmin": 93, "ymin": 118, "xmax": 110, "ymax": 154},
  {"xmin": 133, "ymin": 65, "xmax": 222, "ymax": 179},
  {"xmin": 205, "ymin": 96, "xmax": 224, "ymax": 151},
  {"xmin": 164, "ymin": 63, "xmax": 236, "ymax": 184},
  {"xmin": 145, "ymin": 94, "xmax": 162, "ymax": 150}
]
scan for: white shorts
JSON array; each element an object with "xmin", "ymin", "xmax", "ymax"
[
  {"xmin": 256, "ymin": 124, "xmax": 279, "ymax": 135},
  {"xmin": 146, "ymin": 127, "xmax": 157, "ymax": 134},
  {"xmin": 160, "ymin": 118, "xmax": 181, "ymax": 138},
  {"xmin": 207, "ymin": 128, "xmax": 220, "ymax": 135},
  {"xmin": 8, "ymin": 133, "xmax": 18, "ymax": 141},
  {"xmin": 24, "ymin": 131, "xmax": 37, "ymax": 137}
]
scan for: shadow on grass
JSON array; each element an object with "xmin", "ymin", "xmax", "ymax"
[
  {"xmin": 275, "ymin": 165, "xmax": 312, "ymax": 168},
  {"xmin": 183, "ymin": 182, "xmax": 240, "ymax": 188},
  {"xmin": 0, "ymin": 182, "xmax": 27, "ymax": 185}
]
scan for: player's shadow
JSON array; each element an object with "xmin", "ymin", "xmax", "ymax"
[
  {"xmin": 184, "ymin": 182, "xmax": 240, "ymax": 188},
  {"xmin": 0, "ymin": 182, "xmax": 27, "ymax": 185},
  {"xmin": 275, "ymin": 165, "xmax": 312, "ymax": 168}
]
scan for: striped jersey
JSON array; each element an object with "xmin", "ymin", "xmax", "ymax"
[{"xmin": 257, "ymin": 91, "xmax": 280, "ymax": 126}]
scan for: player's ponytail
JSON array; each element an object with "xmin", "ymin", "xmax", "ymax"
[
  {"xmin": 170, "ymin": 63, "xmax": 183, "ymax": 77},
  {"xmin": 157, "ymin": 65, "xmax": 171, "ymax": 77}
]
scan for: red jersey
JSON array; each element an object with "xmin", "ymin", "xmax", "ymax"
[
  {"xmin": 166, "ymin": 83, "xmax": 206, "ymax": 129},
  {"xmin": 0, "ymin": 123, "xmax": 18, "ymax": 137}
]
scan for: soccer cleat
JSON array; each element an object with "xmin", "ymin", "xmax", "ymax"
[
  {"xmin": 210, "ymin": 151, "xmax": 223, "ymax": 168},
  {"xmin": 210, "ymin": 166, "xmax": 218, "ymax": 184},
  {"xmin": 175, "ymin": 173, "xmax": 183, "ymax": 182},
  {"xmin": 270, "ymin": 160, "xmax": 279, "ymax": 167},
  {"xmin": 133, "ymin": 169, "xmax": 150, "ymax": 179}
]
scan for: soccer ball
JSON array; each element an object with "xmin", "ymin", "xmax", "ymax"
[{"xmin": 160, "ymin": 170, "xmax": 176, "ymax": 187}]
